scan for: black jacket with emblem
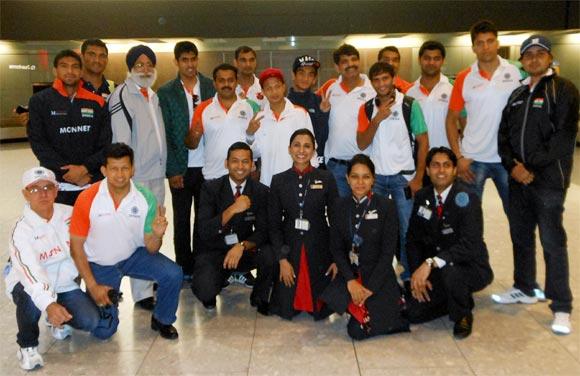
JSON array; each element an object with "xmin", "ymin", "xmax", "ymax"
[
  {"xmin": 406, "ymin": 182, "xmax": 493, "ymax": 283},
  {"xmin": 197, "ymin": 175, "xmax": 269, "ymax": 253},
  {"xmin": 498, "ymin": 72, "xmax": 579, "ymax": 190},
  {"xmin": 28, "ymin": 79, "xmax": 111, "ymax": 183},
  {"xmin": 268, "ymin": 167, "xmax": 338, "ymax": 319}
]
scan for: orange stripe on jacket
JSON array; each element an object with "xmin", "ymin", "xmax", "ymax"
[
  {"xmin": 316, "ymin": 78, "xmax": 337, "ymax": 97},
  {"xmin": 52, "ymin": 79, "xmax": 105, "ymax": 107},
  {"xmin": 356, "ymin": 103, "xmax": 371, "ymax": 133},
  {"xmin": 448, "ymin": 67, "xmax": 471, "ymax": 112},
  {"xmin": 69, "ymin": 181, "xmax": 101, "ymax": 238},
  {"xmin": 190, "ymin": 98, "xmax": 213, "ymax": 132}
]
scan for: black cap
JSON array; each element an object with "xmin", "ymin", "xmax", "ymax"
[
  {"xmin": 520, "ymin": 35, "xmax": 552, "ymax": 56},
  {"xmin": 292, "ymin": 55, "xmax": 320, "ymax": 73}
]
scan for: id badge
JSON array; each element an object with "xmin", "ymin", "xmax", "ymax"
[
  {"xmin": 441, "ymin": 227, "xmax": 454, "ymax": 235},
  {"xmin": 349, "ymin": 250, "xmax": 359, "ymax": 266},
  {"xmin": 224, "ymin": 233, "xmax": 239, "ymax": 245},
  {"xmin": 294, "ymin": 218, "xmax": 310, "ymax": 231},
  {"xmin": 365, "ymin": 210, "xmax": 378, "ymax": 220},
  {"xmin": 353, "ymin": 234, "xmax": 364, "ymax": 247},
  {"xmin": 418, "ymin": 206, "xmax": 432, "ymax": 220}
]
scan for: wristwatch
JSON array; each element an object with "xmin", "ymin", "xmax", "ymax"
[
  {"xmin": 425, "ymin": 257, "xmax": 437, "ymax": 269},
  {"xmin": 239, "ymin": 241, "xmax": 246, "ymax": 251}
]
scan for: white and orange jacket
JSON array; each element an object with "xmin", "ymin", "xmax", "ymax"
[{"xmin": 4, "ymin": 204, "xmax": 79, "ymax": 311}]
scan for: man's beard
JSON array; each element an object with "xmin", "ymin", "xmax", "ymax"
[{"xmin": 129, "ymin": 68, "xmax": 157, "ymax": 88}]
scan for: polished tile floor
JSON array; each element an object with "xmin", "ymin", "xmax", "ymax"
[{"xmin": 0, "ymin": 142, "xmax": 579, "ymax": 375}]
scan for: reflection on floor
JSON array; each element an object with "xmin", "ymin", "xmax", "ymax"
[{"xmin": 1, "ymin": 142, "xmax": 579, "ymax": 375}]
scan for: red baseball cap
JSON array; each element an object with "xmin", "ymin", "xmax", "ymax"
[{"xmin": 259, "ymin": 68, "xmax": 285, "ymax": 88}]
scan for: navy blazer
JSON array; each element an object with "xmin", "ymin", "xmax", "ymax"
[{"xmin": 197, "ymin": 175, "xmax": 269, "ymax": 253}]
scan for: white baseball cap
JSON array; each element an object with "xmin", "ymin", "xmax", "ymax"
[{"xmin": 22, "ymin": 167, "xmax": 58, "ymax": 189}]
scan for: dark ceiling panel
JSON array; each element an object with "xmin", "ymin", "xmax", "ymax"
[{"xmin": 1, "ymin": 0, "xmax": 578, "ymax": 40}]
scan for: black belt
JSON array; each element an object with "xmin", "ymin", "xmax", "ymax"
[{"xmin": 329, "ymin": 158, "xmax": 349, "ymax": 166}]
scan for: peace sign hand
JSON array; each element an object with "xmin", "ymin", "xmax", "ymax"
[
  {"xmin": 246, "ymin": 113, "xmax": 264, "ymax": 136},
  {"xmin": 319, "ymin": 89, "xmax": 332, "ymax": 113}
]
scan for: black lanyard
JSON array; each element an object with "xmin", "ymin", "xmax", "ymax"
[{"xmin": 349, "ymin": 196, "xmax": 372, "ymax": 249}]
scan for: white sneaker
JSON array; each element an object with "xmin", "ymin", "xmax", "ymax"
[
  {"xmin": 552, "ymin": 312, "xmax": 572, "ymax": 335},
  {"xmin": 491, "ymin": 288, "xmax": 538, "ymax": 304},
  {"xmin": 534, "ymin": 288, "xmax": 547, "ymax": 301},
  {"xmin": 50, "ymin": 324, "xmax": 72, "ymax": 340},
  {"xmin": 17, "ymin": 346, "xmax": 44, "ymax": 371}
]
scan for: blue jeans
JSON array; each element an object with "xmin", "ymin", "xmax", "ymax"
[
  {"xmin": 467, "ymin": 161, "xmax": 509, "ymax": 215},
  {"xmin": 90, "ymin": 247, "xmax": 182, "ymax": 328},
  {"xmin": 326, "ymin": 159, "xmax": 351, "ymax": 197},
  {"xmin": 11, "ymin": 283, "xmax": 114, "ymax": 348},
  {"xmin": 373, "ymin": 173, "xmax": 414, "ymax": 280}
]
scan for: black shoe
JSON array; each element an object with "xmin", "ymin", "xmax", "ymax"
[
  {"xmin": 151, "ymin": 316, "xmax": 178, "ymax": 340},
  {"xmin": 257, "ymin": 302, "xmax": 270, "ymax": 316},
  {"xmin": 135, "ymin": 297, "xmax": 155, "ymax": 311},
  {"xmin": 453, "ymin": 314, "xmax": 473, "ymax": 339},
  {"xmin": 202, "ymin": 298, "xmax": 216, "ymax": 311}
]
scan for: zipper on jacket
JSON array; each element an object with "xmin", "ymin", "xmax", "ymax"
[
  {"xmin": 520, "ymin": 90, "xmax": 533, "ymax": 164},
  {"xmin": 557, "ymin": 160, "xmax": 565, "ymax": 189}
]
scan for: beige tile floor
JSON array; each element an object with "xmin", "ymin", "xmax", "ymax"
[{"xmin": 0, "ymin": 142, "xmax": 579, "ymax": 375}]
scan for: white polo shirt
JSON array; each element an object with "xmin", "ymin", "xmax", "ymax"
[
  {"xmin": 69, "ymin": 180, "xmax": 157, "ymax": 266},
  {"xmin": 318, "ymin": 74, "xmax": 376, "ymax": 161},
  {"xmin": 357, "ymin": 90, "xmax": 428, "ymax": 178},
  {"xmin": 249, "ymin": 98, "xmax": 318, "ymax": 186},
  {"xmin": 183, "ymin": 78, "xmax": 204, "ymax": 168},
  {"xmin": 406, "ymin": 74, "xmax": 453, "ymax": 148},
  {"xmin": 236, "ymin": 74, "xmax": 265, "ymax": 109},
  {"xmin": 192, "ymin": 94, "xmax": 259, "ymax": 180},
  {"xmin": 449, "ymin": 57, "xmax": 523, "ymax": 162}
]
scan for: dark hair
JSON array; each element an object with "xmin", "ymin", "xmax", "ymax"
[
  {"xmin": 347, "ymin": 154, "xmax": 375, "ymax": 177},
  {"xmin": 235, "ymin": 45, "xmax": 256, "ymax": 60},
  {"xmin": 426, "ymin": 146, "xmax": 457, "ymax": 167},
  {"xmin": 333, "ymin": 44, "xmax": 359, "ymax": 65},
  {"xmin": 470, "ymin": 19, "xmax": 498, "ymax": 44},
  {"xmin": 419, "ymin": 40, "xmax": 446, "ymax": 58},
  {"xmin": 368, "ymin": 62, "xmax": 395, "ymax": 80},
  {"xmin": 81, "ymin": 39, "xmax": 108, "ymax": 55},
  {"xmin": 289, "ymin": 128, "xmax": 315, "ymax": 146},
  {"xmin": 226, "ymin": 141, "xmax": 253, "ymax": 160},
  {"xmin": 377, "ymin": 46, "xmax": 400, "ymax": 61},
  {"xmin": 53, "ymin": 49, "xmax": 82, "ymax": 68},
  {"xmin": 174, "ymin": 41, "xmax": 198, "ymax": 60},
  {"xmin": 213, "ymin": 63, "xmax": 238, "ymax": 80},
  {"xmin": 104, "ymin": 143, "xmax": 134, "ymax": 166}
]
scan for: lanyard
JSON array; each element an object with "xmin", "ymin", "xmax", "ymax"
[
  {"xmin": 295, "ymin": 178, "xmax": 311, "ymax": 219},
  {"xmin": 349, "ymin": 197, "xmax": 372, "ymax": 250}
]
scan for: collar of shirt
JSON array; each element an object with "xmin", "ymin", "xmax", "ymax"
[
  {"xmin": 229, "ymin": 177, "xmax": 247, "ymax": 196},
  {"xmin": 262, "ymin": 97, "xmax": 294, "ymax": 120},
  {"xmin": 471, "ymin": 56, "xmax": 511, "ymax": 80},
  {"xmin": 23, "ymin": 203, "xmax": 52, "ymax": 226},
  {"xmin": 434, "ymin": 184, "xmax": 453, "ymax": 205},
  {"xmin": 351, "ymin": 191, "xmax": 373, "ymax": 205},
  {"xmin": 181, "ymin": 77, "xmax": 200, "ymax": 96},
  {"xmin": 412, "ymin": 73, "xmax": 450, "ymax": 96},
  {"xmin": 336, "ymin": 73, "xmax": 372, "ymax": 93},
  {"xmin": 292, "ymin": 164, "xmax": 314, "ymax": 176},
  {"xmin": 99, "ymin": 178, "xmax": 137, "ymax": 208},
  {"xmin": 82, "ymin": 77, "xmax": 111, "ymax": 95},
  {"xmin": 521, "ymin": 68, "xmax": 554, "ymax": 90}
]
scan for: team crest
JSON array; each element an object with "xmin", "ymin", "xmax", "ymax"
[
  {"xmin": 34, "ymin": 169, "xmax": 44, "ymax": 176},
  {"xmin": 441, "ymin": 93, "xmax": 448, "ymax": 99},
  {"xmin": 131, "ymin": 206, "xmax": 139, "ymax": 215},
  {"xmin": 240, "ymin": 110, "xmax": 246, "ymax": 117},
  {"xmin": 454, "ymin": 192, "xmax": 470, "ymax": 208},
  {"xmin": 504, "ymin": 73, "xmax": 511, "ymax": 79},
  {"xmin": 392, "ymin": 110, "xmax": 399, "ymax": 118},
  {"xmin": 360, "ymin": 93, "xmax": 367, "ymax": 99}
]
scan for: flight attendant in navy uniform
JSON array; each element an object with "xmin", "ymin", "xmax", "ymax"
[
  {"xmin": 268, "ymin": 128, "xmax": 339, "ymax": 320},
  {"xmin": 321, "ymin": 154, "xmax": 410, "ymax": 340}
]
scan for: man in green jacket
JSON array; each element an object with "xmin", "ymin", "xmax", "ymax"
[{"xmin": 158, "ymin": 41, "xmax": 215, "ymax": 279}]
